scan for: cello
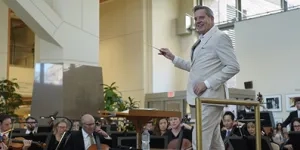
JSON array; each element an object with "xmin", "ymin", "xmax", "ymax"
[{"xmin": 87, "ymin": 144, "xmax": 110, "ymax": 150}]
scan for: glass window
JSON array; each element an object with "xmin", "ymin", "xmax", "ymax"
[
  {"xmin": 286, "ymin": 0, "xmax": 300, "ymax": 10},
  {"xmin": 202, "ymin": 0, "xmax": 236, "ymax": 24},
  {"xmin": 10, "ymin": 10, "xmax": 35, "ymax": 68},
  {"xmin": 241, "ymin": 0, "xmax": 282, "ymax": 19}
]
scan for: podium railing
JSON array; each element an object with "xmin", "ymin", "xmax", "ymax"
[{"xmin": 195, "ymin": 98, "xmax": 261, "ymax": 150}]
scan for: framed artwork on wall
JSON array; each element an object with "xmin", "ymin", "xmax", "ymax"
[
  {"xmin": 264, "ymin": 95, "xmax": 282, "ymax": 112},
  {"xmin": 285, "ymin": 94, "xmax": 300, "ymax": 111}
]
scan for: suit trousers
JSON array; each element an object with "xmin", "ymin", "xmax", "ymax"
[{"xmin": 190, "ymin": 105, "xmax": 225, "ymax": 150}]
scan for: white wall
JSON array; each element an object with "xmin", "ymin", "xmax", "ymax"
[
  {"xmin": 151, "ymin": 0, "xmax": 181, "ymax": 92},
  {"xmin": 235, "ymin": 9, "xmax": 300, "ymax": 120},
  {"xmin": 100, "ymin": 0, "xmax": 196, "ymax": 106},
  {"xmin": 100, "ymin": 0, "xmax": 145, "ymax": 106},
  {"xmin": 0, "ymin": 1, "xmax": 9, "ymax": 79},
  {"xmin": 151, "ymin": 0, "xmax": 197, "ymax": 93}
]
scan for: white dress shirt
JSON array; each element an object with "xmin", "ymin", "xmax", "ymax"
[
  {"xmin": 297, "ymin": 110, "xmax": 300, "ymax": 118},
  {"xmin": 82, "ymin": 129, "xmax": 95, "ymax": 150},
  {"xmin": 25, "ymin": 128, "xmax": 38, "ymax": 134},
  {"xmin": 0, "ymin": 132, "xmax": 9, "ymax": 137}
]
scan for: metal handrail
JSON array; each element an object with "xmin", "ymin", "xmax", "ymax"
[{"xmin": 195, "ymin": 98, "xmax": 261, "ymax": 150}]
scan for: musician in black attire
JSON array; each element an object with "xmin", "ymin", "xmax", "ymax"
[
  {"xmin": 47, "ymin": 119, "xmax": 69, "ymax": 150},
  {"xmin": 282, "ymin": 118, "xmax": 300, "ymax": 150},
  {"xmin": 221, "ymin": 111, "xmax": 235, "ymax": 140},
  {"xmin": 166, "ymin": 117, "xmax": 193, "ymax": 143},
  {"xmin": 64, "ymin": 114, "xmax": 109, "ymax": 150},
  {"xmin": 282, "ymin": 97, "xmax": 300, "ymax": 131}
]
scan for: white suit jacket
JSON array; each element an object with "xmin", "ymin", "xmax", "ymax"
[{"xmin": 173, "ymin": 26, "xmax": 240, "ymax": 105}]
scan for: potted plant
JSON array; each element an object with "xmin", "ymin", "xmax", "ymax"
[
  {"xmin": 102, "ymin": 82, "xmax": 122, "ymax": 111},
  {"xmin": 0, "ymin": 79, "xmax": 23, "ymax": 117}
]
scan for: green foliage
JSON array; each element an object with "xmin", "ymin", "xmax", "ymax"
[
  {"xmin": 0, "ymin": 79, "xmax": 23, "ymax": 116},
  {"xmin": 102, "ymin": 82, "xmax": 140, "ymax": 111},
  {"xmin": 102, "ymin": 82, "xmax": 122, "ymax": 111},
  {"xmin": 101, "ymin": 83, "xmax": 140, "ymax": 131}
]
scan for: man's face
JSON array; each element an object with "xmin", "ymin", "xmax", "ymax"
[
  {"xmin": 0, "ymin": 118, "xmax": 12, "ymax": 132},
  {"xmin": 145, "ymin": 123, "xmax": 153, "ymax": 131},
  {"xmin": 26, "ymin": 118, "xmax": 37, "ymax": 130},
  {"xmin": 223, "ymin": 115, "xmax": 234, "ymax": 129},
  {"xmin": 82, "ymin": 119, "xmax": 95, "ymax": 135},
  {"xmin": 296, "ymin": 101, "xmax": 300, "ymax": 110},
  {"xmin": 194, "ymin": 9, "xmax": 214, "ymax": 35}
]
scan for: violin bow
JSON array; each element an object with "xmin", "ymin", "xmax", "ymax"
[{"xmin": 7, "ymin": 120, "xmax": 15, "ymax": 145}]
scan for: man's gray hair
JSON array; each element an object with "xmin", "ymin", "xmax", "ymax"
[{"xmin": 193, "ymin": 5, "xmax": 214, "ymax": 18}]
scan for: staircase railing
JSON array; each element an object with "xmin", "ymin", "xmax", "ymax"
[{"xmin": 195, "ymin": 98, "xmax": 261, "ymax": 150}]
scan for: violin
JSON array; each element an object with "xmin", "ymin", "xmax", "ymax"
[
  {"xmin": 87, "ymin": 144, "xmax": 110, "ymax": 150},
  {"xmin": 7, "ymin": 137, "xmax": 46, "ymax": 150}
]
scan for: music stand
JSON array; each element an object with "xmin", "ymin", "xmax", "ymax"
[
  {"xmin": 228, "ymin": 136, "xmax": 272, "ymax": 150},
  {"xmin": 243, "ymin": 111, "xmax": 275, "ymax": 127},
  {"xmin": 287, "ymin": 131, "xmax": 300, "ymax": 150}
]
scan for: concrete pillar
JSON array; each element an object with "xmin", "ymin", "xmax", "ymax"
[
  {"xmin": 3, "ymin": 0, "xmax": 103, "ymax": 121},
  {"xmin": 0, "ymin": 1, "xmax": 9, "ymax": 79}
]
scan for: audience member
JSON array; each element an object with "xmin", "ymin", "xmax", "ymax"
[{"xmin": 153, "ymin": 118, "xmax": 169, "ymax": 136}]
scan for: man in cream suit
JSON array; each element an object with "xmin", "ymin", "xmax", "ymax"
[{"xmin": 159, "ymin": 5, "xmax": 240, "ymax": 150}]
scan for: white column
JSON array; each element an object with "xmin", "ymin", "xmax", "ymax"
[
  {"xmin": 0, "ymin": 1, "xmax": 9, "ymax": 79},
  {"xmin": 4, "ymin": 0, "xmax": 99, "ymax": 66}
]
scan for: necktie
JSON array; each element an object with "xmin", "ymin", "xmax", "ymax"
[
  {"xmin": 89, "ymin": 134, "xmax": 95, "ymax": 145},
  {"xmin": 226, "ymin": 130, "xmax": 231, "ymax": 136},
  {"xmin": 191, "ymin": 39, "xmax": 201, "ymax": 61}
]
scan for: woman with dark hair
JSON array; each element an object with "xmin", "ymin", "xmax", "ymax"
[
  {"xmin": 153, "ymin": 118, "xmax": 169, "ymax": 136},
  {"xmin": 282, "ymin": 118, "xmax": 300, "ymax": 150},
  {"xmin": 273, "ymin": 123, "xmax": 284, "ymax": 145}
]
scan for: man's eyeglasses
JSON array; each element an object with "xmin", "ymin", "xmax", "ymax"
[{"xmin": 84, "ymin": 123, "xmax": 95, "ymax": 126}]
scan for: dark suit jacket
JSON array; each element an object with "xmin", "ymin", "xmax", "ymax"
[
  {"xmin": 64, "ymin": 130, "xmax": 109, "ymax": 150},
  {"xmin": 221, "ymin": 130, "xmax": 226, "ymax": 140},
  {"xmin": 282, "ymin": 111, "xmax": 298, "ymax": 131}
]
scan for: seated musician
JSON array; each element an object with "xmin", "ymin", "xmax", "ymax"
[
  {"xmin": 24, "ymin": 117, "xmax": 39, "ymax": 135},
  {"xmin": 272, "ymin": 123, "xmax": 285, "ymax": 145},
  {"xmin": 153, "ymin": 118, "xmax": 169, "ymax": 136},
  {"xmin": 144, "ymin": 120, "xmax": 154, "ymax": 135},
  {"xmin": 47, "ymin": 119, "xmax": 69, "ymax": 150},
  {"xmin": 166, "ymin": 117, "xmax": 193, "ymax": 143},
  {"xmin": 282, "ymin": 118, "xmax": 300, "ymax": 150},
  {"xmin": 221, "ymin": 111, "xmax": 235, "ymax": 140},
  {"xmin": 71, "ymin": 120, "xmax": 80, "ymax": 131},
  {"xmin": 64, "ymin": 114, "xmax": 109, "ymax": 150},
  {"xmin": 0, "ymin": 114, "xmax": 32, "ymax": 150},
  {"xmin": 244, "ymin": 121, "xmax": 266, "ymax": 136}
]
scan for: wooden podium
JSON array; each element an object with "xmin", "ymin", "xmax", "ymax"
[{"xmin": 99, "ymin": 109, "xmax": 181, "ymax": 149}]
